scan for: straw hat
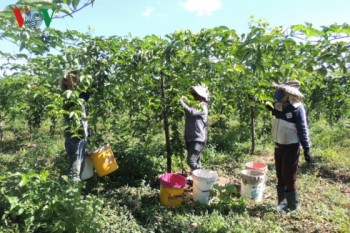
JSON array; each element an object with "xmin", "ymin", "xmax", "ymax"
[
  {"xmin": 189, "ymin": 84, "xmax": 209, "ymax": 101},
  {"xmin": 273, "ymin": 80, "xmax": 304, "ymax": 98},
  {"xmin": 282, "ymin": 80, "xmax": 301, "ymax": 89}
]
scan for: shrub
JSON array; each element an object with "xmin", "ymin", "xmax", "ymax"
[{"xmin": 0, "ymin": 170, "xmax": 104, "ymax": 233}]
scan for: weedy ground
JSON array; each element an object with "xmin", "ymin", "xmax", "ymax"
[{"xmin": 0, "ymin": 119, "xmax": 349, "ymax": 233}]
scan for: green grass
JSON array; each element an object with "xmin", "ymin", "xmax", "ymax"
[{"xmin": 0, "ymin": 119, "xmax": 349, "ymax": 232}]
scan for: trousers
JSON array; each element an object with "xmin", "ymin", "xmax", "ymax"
[
  {"xmin": 65, "ymin": 136, "xmax": 88, "ymax": 180},
  {"xmin": 186, "ymin": 141, "xmax": 205, "ymax": 171},
  {"xmin": 274, "ymin": 144, "xmax": 300, "ymax": 191}
]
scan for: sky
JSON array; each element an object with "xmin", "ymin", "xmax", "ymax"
[{"xmin": 1, "ymin": 0, "xmax": 350, "ymax": 54}]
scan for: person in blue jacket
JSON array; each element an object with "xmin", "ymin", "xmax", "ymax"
[{"xmin": 267, "ymin": 80, "xmax": 313, "ymax": 212}]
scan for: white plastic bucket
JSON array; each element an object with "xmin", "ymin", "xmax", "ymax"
[
  {"xmin": 240, "ymin": 169, "xmax": 265, "ymax": 202},
  {"xmin": 192, "ymin": 169, "xmax": 218, "ymax": 205},
  {"xmin": 80, "ymin": 156, "xmax": 94, "ymax": 180}
]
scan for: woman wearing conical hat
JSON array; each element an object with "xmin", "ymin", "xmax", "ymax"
[
  {"xmin": 179, "ymin": 85, "xmax": 209, "ymax": 174},
  {"xmin": 268, "ymin": 80, "xmax": 312, "ymax": 212}
]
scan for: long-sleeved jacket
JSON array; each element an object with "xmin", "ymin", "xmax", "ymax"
[
  {"xmin": 272, "ymin": 103, "xmax": 311, "ymax": 149},
  {"xmin": 180, "ymin": 100, "xmax": 208, "ymax": 143}
]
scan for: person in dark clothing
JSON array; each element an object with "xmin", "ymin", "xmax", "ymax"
[
  {"xmin": 59, "ymin": 70, "xmax": 91, "ymax": 181},
  {"xmin": 267, "ymin": 80, "xmax": 312, "ymax": 212},
  {"xmin": 179, "ymin": 85, "xmax": 209, "ymax": 172}
]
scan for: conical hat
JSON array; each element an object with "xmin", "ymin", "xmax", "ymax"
[
  {"xmin": 190, "ymin": 85, "xmax": 209, "ymax": 101},
  {"xmin": 283, "ymin": 80, "xmax": 300, "ymax": 89},
  {"xmin": 273, "ymin": 82, "xmax": 304, "ymax": 98}
]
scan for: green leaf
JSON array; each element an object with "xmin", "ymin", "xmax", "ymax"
[
  {"xmin": 27, "ymin": 172, "xmax": 40, "ymax": 179},
  {"xmin": 40, "ymin": 170, "xmax": 49, "ymax": 182},
  {"xmin": 18, "ymin": 208, "xmax": 25, "ymax": 215},
  {"xmin": 19, "ymin": 174, "xmax": 29, "ymax": 187},
  {"xmin": 58, "ymin": 6, "xmax": 73, "ymax": 17},
  {"xmin": 65, "ymin": 90, "xmax": 72, "ymax": 99},
  {"xmin": 7, "ymin": 196, "xmax": 20, "ymax": 209},
  {"xmin": 72, "ymin": 0, "xmax": 79, "ymax": 10},
  {"xmin": 18, "ymin": 0, "xmax": 53, "ymax": 5},
  {"xmin": 292, "ymin": 24, "xmax": 306, "ymax": 32},
  {"xmin": 233, "ymin": 64, "xmax": 245, "ymax": 73},
  {"xmin": 20, "ymin": 41, "xmax": 26, "ymax": 52},
  {"xmin": 63, "ymin": 0, "xmax": 72, "ymax": 5},
  {"xmin": 69, "ymin": 111, "xmax": 79, "ymax": 119}
]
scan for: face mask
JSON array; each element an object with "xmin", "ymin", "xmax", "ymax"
[{"xmin": 274, "ymin": 90, "xmax": 285, "ymax": 101}]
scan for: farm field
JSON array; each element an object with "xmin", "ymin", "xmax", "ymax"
[
  {"xmin": 1, "ymin": 1, "xmax": 350, "ymax": 231},
  {"xmin": 0, "ymin": 118, "xmax": 349, "ymax": 233}
]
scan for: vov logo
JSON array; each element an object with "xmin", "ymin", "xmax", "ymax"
[{"xmin": 12, "ymin": 7, "xmax": 56, "ymax": 28}]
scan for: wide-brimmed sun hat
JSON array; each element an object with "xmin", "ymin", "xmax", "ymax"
[
  {"xmin": 189, "ymin": 84, "xmax": 210, "ymax": 101},
  {"xmin": 282, "ymin": 80, "xmax": 301, "ymax": 89},
  {"xmin": 273, "ymin": 80, "xmax": 304, "ymax": 98}
]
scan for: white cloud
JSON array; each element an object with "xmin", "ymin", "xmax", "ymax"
[
  {"xmin": 142, "ymin": 7, "xmax": 154, "ymax": 17},
  {"xmin": 181, "ymin": 0, "xmax": 222, "ymax": 16},
  {"xmin": 157, "ymin": 13, "xmax": 168, "ymax": 18}
]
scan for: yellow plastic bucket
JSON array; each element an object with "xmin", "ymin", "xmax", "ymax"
[
  {"xmin": 159, "ymin": 173, "xmax": 186, "ymax": 208},
  {"xmin": 89, "ymin": 145, "xmax": 118, "ymax": 177}
]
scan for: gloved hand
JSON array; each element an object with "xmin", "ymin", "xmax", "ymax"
[
  {"xmin": 303, "ymin": 147, "xmax": 313, "ymax": 163},
  {"xmin": 179, "ymin": 96, "xmax": 187, "ymax": 104}
]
